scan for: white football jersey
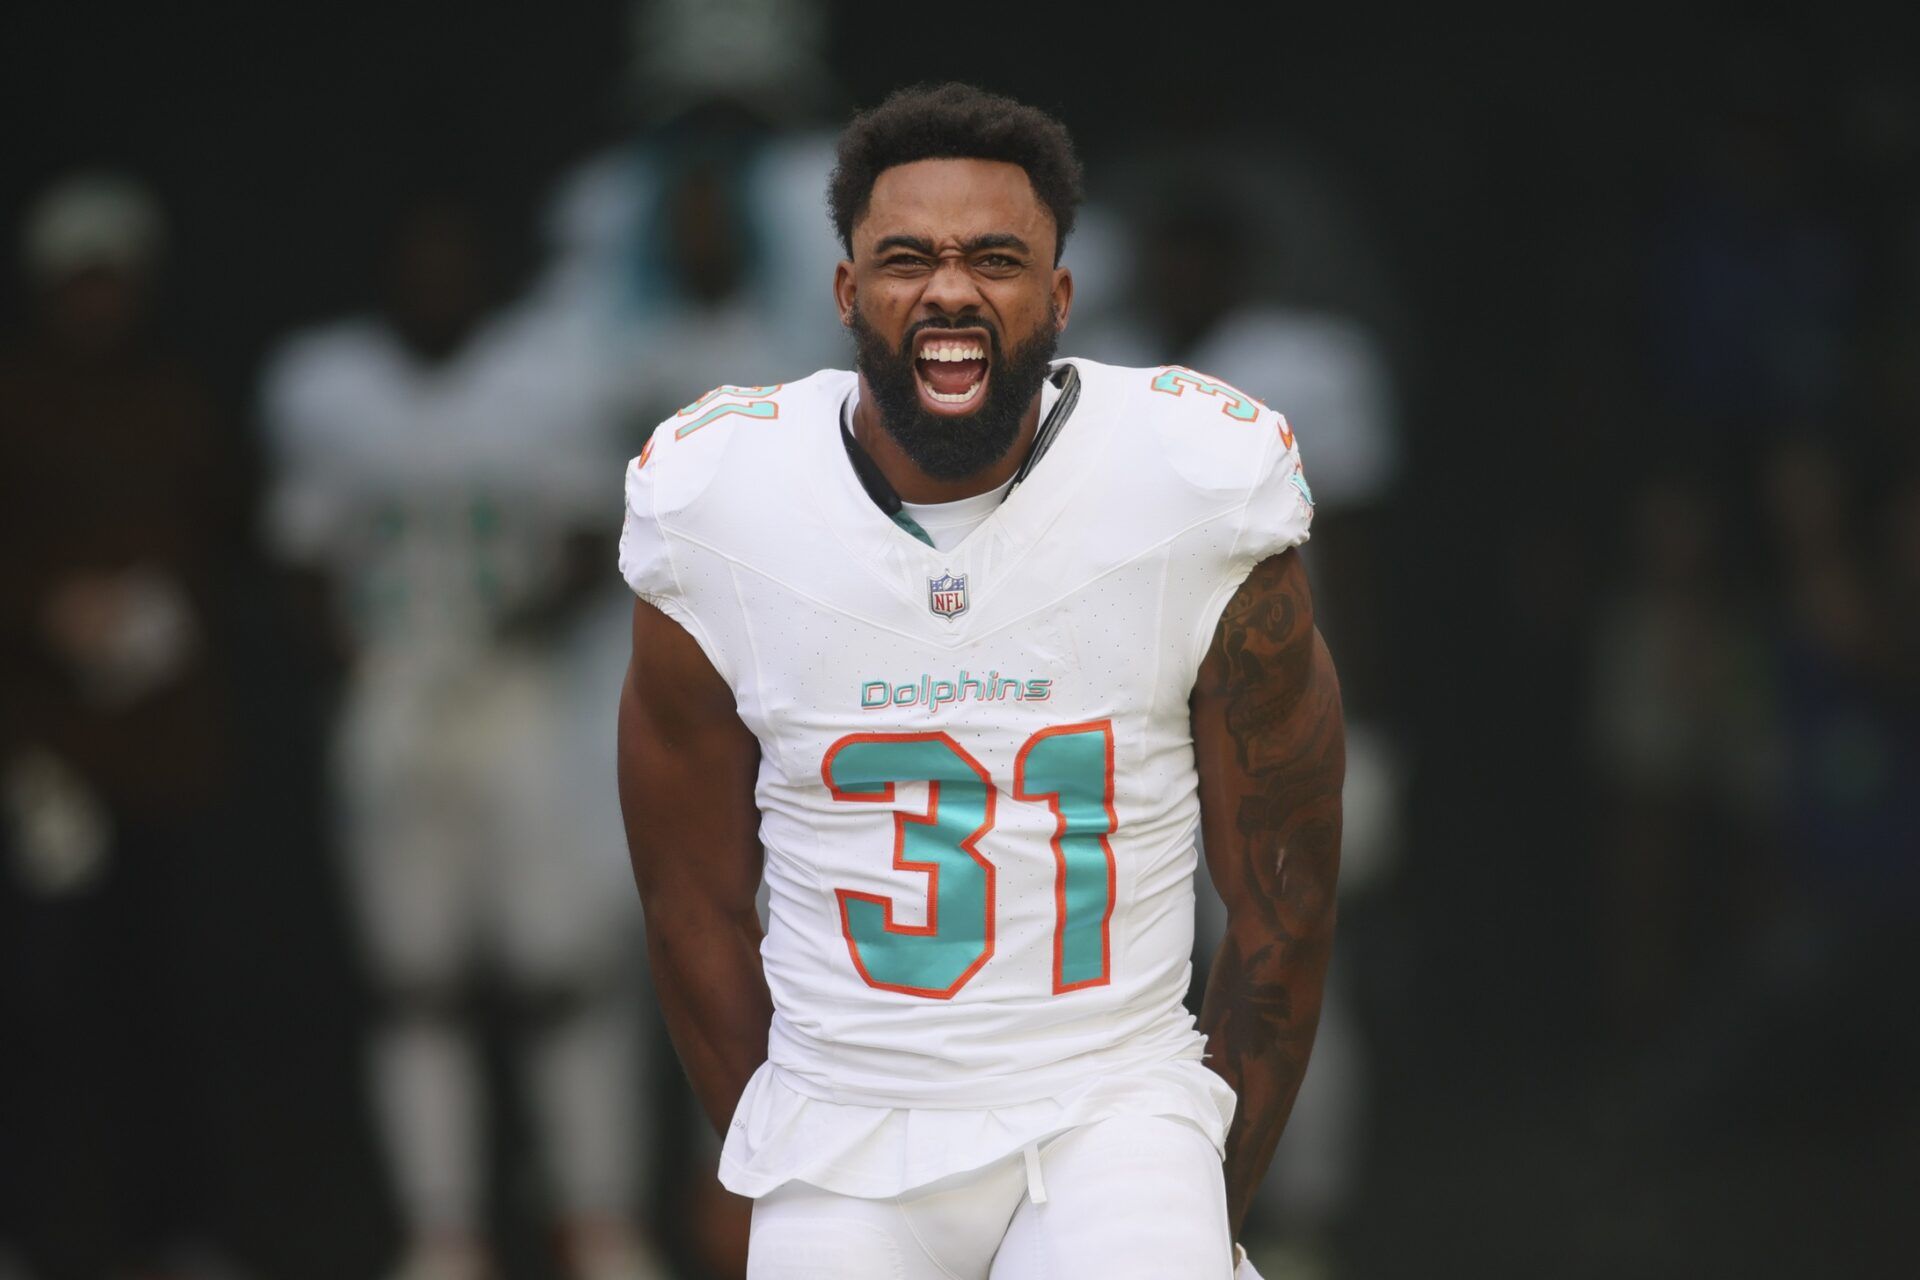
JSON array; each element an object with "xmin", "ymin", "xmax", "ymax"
[
  {"xmin": 619, "ymin": 357, "xmax": 1313, "ymax": 1193},
  {"xmin": 262, "ymin": 313, "xmax": 610, "ymax": 667}
]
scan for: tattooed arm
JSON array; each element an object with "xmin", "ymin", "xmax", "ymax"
[{"xmin": 1191, "ymin": 549, "xmax": 1345, "ymax": 1240}]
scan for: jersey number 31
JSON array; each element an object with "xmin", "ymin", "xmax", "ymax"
[{"xmin": 823, "ymin": 722, "xmax": 1116, "ymax": 1000}]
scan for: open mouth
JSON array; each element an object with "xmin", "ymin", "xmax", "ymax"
[{"xmin": 913, "ymin": 329, "xmax": 991, "ymax": 413}]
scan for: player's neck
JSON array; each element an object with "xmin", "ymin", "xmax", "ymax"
[{"xmin": 849, "ymin": 379, "xmax": 1043, "ymax": 505}]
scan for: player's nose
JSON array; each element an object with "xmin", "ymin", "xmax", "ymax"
[{"xmin": 918, "ymin": 256, "xmax": 985, "ymax": 317}]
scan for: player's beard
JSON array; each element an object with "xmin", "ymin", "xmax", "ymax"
[{"xmin": 848, "ymin": 304, "xmax": 1060, "ymax": 482}]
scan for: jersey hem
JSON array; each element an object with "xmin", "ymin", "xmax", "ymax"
[{"xmin": 717, "ymin": 1053, "xmax": 1236, "ymax": 1201}]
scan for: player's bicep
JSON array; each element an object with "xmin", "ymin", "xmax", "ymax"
[
  {"xmin": 1190, "ymin": 550, "xmax": 1345, "ymax": 922},
  {"xmin": 617, "ymin": 596, "xmax": 762, "ymax": 915}
]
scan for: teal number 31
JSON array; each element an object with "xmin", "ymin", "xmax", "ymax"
[{"xmin": 824, "ymin": 722, "xmax": 1117, "ymax": 999}]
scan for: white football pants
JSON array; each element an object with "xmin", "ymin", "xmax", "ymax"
[
  {"xmin": 746, "ymin": 1114, "xmax": 1235, "ymax": 1280},
  {"xmin": 339, "ymin": 642, "xmax": 648, "ymax": 1235}
]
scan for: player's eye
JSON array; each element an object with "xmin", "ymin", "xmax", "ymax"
[
  {"xmin": 884, "ymin": 254, "xmax": 933, "ymax": 272},
  {"xmin": 976, "ymin": 254, "xmax": 1022, "ymax": 270}
]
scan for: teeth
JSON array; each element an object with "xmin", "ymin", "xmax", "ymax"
[
  {"xmin": 927, "ymin": 384, "xmax": 983, "ymax": 404},
  {"xmin": 919, "ymin": 341, "xmax": 986, "ymax": 362}
]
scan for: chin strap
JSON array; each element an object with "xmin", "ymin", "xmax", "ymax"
[
  {"xmin": 840, "ymin": 410, "xmax": 905, "ymax": 516},
  {"xmin": 839, "ymin": 412, "xmax": 935, "ymax": 546},
  {"xmin": 1006, "ymin": 362, "xmax": 1081, "ymax": 497}
]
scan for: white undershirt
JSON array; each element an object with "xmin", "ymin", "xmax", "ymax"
[
  {"xmin": 845, "ymin": 377, "xmax": 1061, "ymax": 551},
  {"xmin": 900, "ymin": 479, "xmax": 1014, "ymax": 551}
]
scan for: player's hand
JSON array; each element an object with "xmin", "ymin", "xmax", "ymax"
[
  {"xmin": 41, "ymin": 568, "xmax": 198, "ymax": 704},
  {"xmin": 1233, "ymin": 1243, "xmax": 1267, "ymax": 1280}
]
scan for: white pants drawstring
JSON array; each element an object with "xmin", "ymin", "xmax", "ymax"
[{"xmin": 1021, "ymin": 1142, "xmax": 1048, "ymax": 1204}]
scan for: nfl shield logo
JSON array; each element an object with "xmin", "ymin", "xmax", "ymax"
[{"xmin": 928, "ymin": 572, "xmax": 969, "ymax": 620}]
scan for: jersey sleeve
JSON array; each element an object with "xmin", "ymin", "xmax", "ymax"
[
  {"xmin": 618, "ymin": 432, "xmax": 683, "ymax": 612},
  {"xmin": 256, "ymin": 335, "xmax": 350, "ymax": 568},
  {"xmin": 616, "ymin": 426, "xmax": 739, "ymax": 687},
  {"xmin": 1186, "ymin": 409, "xmax": 1316, "ymax": 677},
  {"xmin": 1232, "ymin": 411, "xmax": 1314, "ymax": 568}
]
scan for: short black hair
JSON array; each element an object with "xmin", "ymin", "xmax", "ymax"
[{"xmin": 828, "ymin": 83, "xmax": 1084, "ymax": 263}]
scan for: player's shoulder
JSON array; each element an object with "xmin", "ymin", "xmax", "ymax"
[
  {"xmin": 260, "ymin": 317, "xmax": 400, "ymax": 402},
  {"xmin": 626, "ymin": 368, "xmax": 855, "ymax": 518},
  {"xmin": 267, "ymin": 316, "xmax": 395, "ymax": 376},
  {"xmin": 1066, "ymin": 356, "xmax": 1297, "ymax": 498},
  {"xmin": 258, "ymin": 318, "xmax": 408, "ymax": 449}
]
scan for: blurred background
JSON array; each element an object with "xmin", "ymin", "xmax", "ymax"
[{"xmin": 1, "ymin": 3, "xmax": 1914, "ymax": 1278}]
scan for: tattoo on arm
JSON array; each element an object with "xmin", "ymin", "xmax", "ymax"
[{"xmin": 1195, "ymin": 551, "xmax": 1345, "ymax": 1239}]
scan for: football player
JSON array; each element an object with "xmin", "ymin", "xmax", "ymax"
[
  {"xmin": 263, "ymin": 196, "xmax": 661, "ymax": 1280},
  {"xmin": 616, "ymin": 83, "xmax": 1344, "ymax": 1279}
]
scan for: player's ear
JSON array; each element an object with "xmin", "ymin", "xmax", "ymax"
[
  {"xmin": 1051, "ymin": 265, "xmax": 1073, "ymax": 333},
  {"xmin": 833, "ymin": 259, "xmax": 856, "ymax": 327}
]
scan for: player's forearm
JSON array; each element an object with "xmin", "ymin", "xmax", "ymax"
[
  {"xmin": 1200, "ymin": 900, "xmax": 1335, "ymax": 1238},
  {"xmin": 643, "ymin": 901, "xmax": 775, "ymax": 1136},
  {"xmin": 1192, "ymin": 558, "xmax": 1346, "ymax": 1238},
  {"xmin": 617, "ymin": 605, "xmax": 769, "ymax": 1134}
]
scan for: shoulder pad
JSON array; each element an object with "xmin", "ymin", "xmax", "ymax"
[
  {"xmin": 1072, "ymin": 359, "xmax": 1300, "ymax": 500},
  {"xmin": 619, "ymin": 369, "xmax": 853, "ymax": 597}
]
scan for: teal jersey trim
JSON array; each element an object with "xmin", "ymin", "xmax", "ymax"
[{"xmin": 892, "ymin": 511, "xmax": 935, "ymax": 547}]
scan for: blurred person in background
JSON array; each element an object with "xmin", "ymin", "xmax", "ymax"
[
  {"xmin": 1588, "ymin": 476, "xmax": 1776, "ymax": 1053},
  {"xmin": 526, "ymin": 5, "xmax": 851, "ymax": 1273},
  {"xmin": 534, "ymin": 0, "xmax": 848, "ymax": 436},
  {"xmin": 1748, "ymin": 442, "xmax": 1919, "ymax": 1095},
  {"xmin": 1599, "ymin": 442, "xmax": 1917, "ymax": 1140},
  {"xmin": 0, "ymin": 173, "xmax": 237, "ymax": 1279},
  {"xmin": 257, "ymin": 192, "xmax": 663, "ymax": 1280},
  {"xmin": 1078, "ymin": 176, "xmax": 1403, "ymax": 1276},
  {"xmin": 1604, "ymin": 45, "xmax": 1909, "ymax": 1129}
]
